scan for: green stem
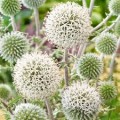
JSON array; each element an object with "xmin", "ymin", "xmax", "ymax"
[
  {"xmin": 89, "ymin": 0, "xmax": 95, "ymax": 16},
  {"xmin": 34, "ymin": 8, "xmax": 40, "ymax": 36},
  {"xmin": 11, "ymin": 15, "xmax": 17, "ymax": 31},
  {"xmin": 45, "ymin": 98, "xmax": 54, "ymax": 120},
  {"xmin": 64, "ymin": 48, "xmax": 69, "ymax": 87},
  {"xmin": 109, "ymin": 38, "xmax": 120, "ymax": 78},
  {"xmin": 91, "ymin": 12, "xmax": 112, "ymax": 33}
]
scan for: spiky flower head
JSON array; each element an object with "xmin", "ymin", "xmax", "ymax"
[
  {"xmin": 13, "ymin": 52, "xmax": 62, "ymax": 100},
  {"xmin": 45, "ymin": 2, "xmax": 92, "ymax": 48},
  {"xmin": 22, "ymin": 0, "xmax": 46, "ymax": 9},
  {"xmin": 0, "ymin": 31, "xmax": 29, "ymax": 63},
  {"xmin": 62, "ymin": 82, "xmax": 101, "ymax": 120},
  {"xmin": 99, "ymin": 82, "xmax": 117, "ymax": 101},
  {"xmin": 0, "ymin": 84, "xmax": 12, "ymax": 100},
  {"xmin": 115, "ymin": 21, "xmax": 120, "ymax": 36},
  {"xmin": 95, "ymin": 33, "xmax": 117, "ymax": 55},
  {"xmin": 13, "ymin": 103, "xmax": 47, "ymax": 120},
  {"xmin": 0, "ymin": 0, "xmax": 21, "ymax": 16},
  {"xmin": 109, "ymin": 0, "xmax": 120, "ymax": 16},
  {"xmin": 77, "ymin": 53, "xmax": 103, "ymax": 79}
]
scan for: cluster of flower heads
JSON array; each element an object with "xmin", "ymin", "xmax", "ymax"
[
  {"xmin": 22, "ymin": 0, "xmax": 46, "ymax": 9},
  {"xmin": 13, "ymin": 52, "xmax": 62, "ymax": 100},
  {"xmin": 0, "ymin": 0, "xmax": 21, "ymax": 16},
  {"xmin": 13, "ymin": 103, "xmax": 47, "ymax": 120},
  {"xmin": 95, "ymin": 33, "xmax": 117, "ymax": 55},
  {"xmin": 77, "ymin": 53, "xmax": 103, "ymax": 79},
  {"xmin": 0, "ymin": 31, "xmax": 29, "ymax": 63},
  {"xmin": 62, "ymin": 82, "xmax": 101, "ymax": 120},
  {"xmin": 109, "ymin": 0, "xmax": 120, "ymax": 16},
  {"xmin": 0, "ymin": 84, "xmax": 12, "ymax": 100},
  {"xmin": 99, "ymin": 81, "xmax": 117, "ymax": 102},
  {"xmin": 45, "ymin": 2, "xmax": 92, "ymax": 48}
]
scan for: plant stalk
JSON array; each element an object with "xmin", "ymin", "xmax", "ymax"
[
  {"xmin": 64, "ymin": 48, "xmax": 69, "ymax": 87},
  {"xmin": 102, "ymin": 15, "xmax": 120, "ymax": 33},
  {"xmin": 82, "ymin": 0, "xmax": 87, "ymax": 7},
  {"xmin": 89, "ymin": 0, "xmax": 95, "ymax": 16},
  {"xmin": 11, "ymin": 15, "xmax": 17, "ymax": 31},
  {"xmin": 0, "ymin": 98, "xmax": 13, "ymax": 115},
  {"xmin": 45, "ymin": 98, "xmax": 54, "ymax": 120},
  {"xmin": 91, "ymin": 12, "xmax": 112, "ymax": 33},
  {"xmin": 34, "ymin": 8, "xmax": 40, "ymax": 36},
  {"xmin": 109, "ymin": 39, "xmax": 120, "ymax": 78},
  {"xmin": 100, "ymin": 53, "xmax": 104, "ymax": 60},
  {"xmin": 77, "ymin": 43, "xmax": 87, "ymax": 58}
]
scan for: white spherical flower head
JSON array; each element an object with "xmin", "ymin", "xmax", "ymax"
[
  {"xmin": 62, "ymin": 82, "xmax": 101, "ymax": 120},
  {"xmin": 109, "ymin": 0, "xmax": 120, "ymax": 16},
  {"xmin": 0, "ymin": 31, "xmax": 29, "ymax": 63},
  {"xmin": 14, "ymin": 103, "xmax": 47, "ymax": 120},
  {"xmin": 95, "ymin": 33, "xmax": 117, "ymax": 55},
  {"xmin": 77, "ymin": 53, "xmax": 103, "ymax": 79},
  {"xmin": 0, "ymin": 0, "xmax": 21, "ymax": 16},
  {"xmin": 13, "ymin": 52, "xmax": 62, "ymax": 100},
  {"xmin": 45, "ymin": 2, "xmax": 92, "ymax": 48},
  {"xmin": 22, "ymin": 0, "xmax": 46, "ymax": 9},
  {"xmin": 99, "ymin": 81, "xmax": 117, "ymax": 102}
]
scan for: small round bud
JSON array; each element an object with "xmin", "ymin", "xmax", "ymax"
[
  {"xmin": 95, "ymin": 33, "xmax": 117, "ymax": 55},
  {"xmin": 14, "ymin": 103, "xmax": 47, "ymax": 120},
  {"xmin": 109, "ymin": 0, "xmax": 120, "ymax": 16},
  {"xmin": 0, "ymin": 0, "xmax": 21, "ymax": 16},
  {"xmin": 77, "ymin": 53, "xmax": 103, "ymax": 79},
  {"xmin": 0, "ymin": 84, "xmax": 12, "ymax": 100},
  {"xmin": 0, "ymin": 31, "xmax": 29, "ymax": 63},
  {"xmin": 22, "ymin": 0, "xmax": 46, "ymax": 9},
  {"xmin": 99, "ymin": 82, "xmax": 117, "ymax": 101},
  {"xmin": 45, "ymin": 2, "xmax": 92, "ymax": 48},
  {"xmin": 62, "ymin": 82, "xmax": 101, "ymax": 120},
  {"xmin": 13, "ymin": 52, "xmax": 62, "ymax": 100}
]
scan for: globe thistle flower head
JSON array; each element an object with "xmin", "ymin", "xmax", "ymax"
[
  {"xmin": 0, "ymin": 84, "xmax": 12, "ymax": 100},
  {"xmin": 95, "ymin": 33, "xmax": 117, "ymax": 55},
  {"xmin": 62, "ymin": 82, "xmax": 101, "ymax": 120},
  {"xmin": 109, "ymin": 0, "xmax": 120, "ymax": 16},
  {"xmin": 13, "ymin": 52, "xmax": 62, "ymax": 100},
  {"xmin": 99, "ymin": 82, "xmax": 117, "ymax": 102},
  {"xmin": 22, "ymin": 0, "xmax": 46, "ymax": 9},
  {"xmin": 77, "ymin": 53, "xmax": 103, "ymax": 79},
  {"xmin": 0, "ymin": 31, "xmax": 29, "ymax": 63},
  {"xmin": 115, "ymin": 21, "xmax": 120, "ymax": 36},
  {"xmin": 45, "ymin": 2, "xmax": 92, "ymax": 48},
  {"xmin": 0, "ymin": 0, "xmax": 21, "ymax": 16},
  {"xmin": 14, "ymin": 103, "xmax": 47, "ymax": 120}
]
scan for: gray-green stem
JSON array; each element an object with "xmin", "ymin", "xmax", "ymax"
[
  {"xmin": 77, "ymin": 43, "xmax": 87, "ymax": 58},
  {"xmin": 102, "ymin": 15, "xmax": 120, "ymax": 33},
  {"xmin": 64, "ymin": 48, "xmax": 69, "ymax": 87},
  {"xmin": 109, "ymin": 38, "xmax": 120, "ymax": 78},
  {"xmin": 89, "ymin": 0, "xmax": 95, "ymax": 17},
  {"xmin": 82, "ymin": 0, "xmax": 87, "ymax": 7},
  {"xmin": 100, "ymin": 53, "xmax": 104, "ymax": 60},
  {"xmin": 11, "ymin": 15, "xmax": 17, "ymax": 31},
  {"xmin": 34, "ymin": 8, "xmax": 40, "ymax": 36},
  {"xmin": 45, "ymin": 98, "xmax": 54, "ymax": 120},
  {"xmin": 91, "ymin": 12, "xmax": 112, "ymax": 33}
]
